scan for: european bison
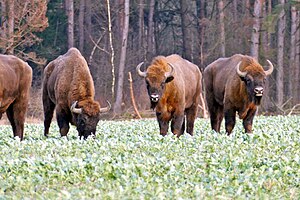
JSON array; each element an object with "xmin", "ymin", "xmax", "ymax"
[
  {"xmin": 137, "ymin": 55, "xmax": 202, "ymax": 137},
  {"xmin": 203, "ymin": 54, "xmax": 274, "ymax": 134},
  {"xmin": 0, "ymin": 54, "xmax": 32, "ymax": 140},
  {"xmin": 42, "ymin": 48, "xmax": 110, "ymax": 139}
]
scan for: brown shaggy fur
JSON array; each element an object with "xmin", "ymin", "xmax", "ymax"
[
  {"xmin": 204, "ymin": 54, "xmax": 273, "ymax": 134},
  {"xmin": 138, "ymin": 54, "xmax": 202, "ymax": 137},
  {"xmin": 0, "ymin": 54, "xmax": 32, "ymax": 140},
  {"xmin": 42, "ymin": 48, "xmax": 101, "ymax": 138}
]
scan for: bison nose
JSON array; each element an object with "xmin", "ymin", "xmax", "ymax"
[
  {"xmin": 150, "ymin": 94, "xmax": 159, "ymax": 102},
  {"xmin": 254, "ymin": 87, "xmax": 264, "ymax": 96}
]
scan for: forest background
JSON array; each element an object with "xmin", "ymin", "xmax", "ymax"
[{"xmin": 0, "ymin": 0, "xmax": 300, "ymax": 119}]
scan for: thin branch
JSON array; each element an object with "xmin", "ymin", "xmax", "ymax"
[{"xmin": 128, "ymin": 72, "xmax": 142, "ymax": 119}]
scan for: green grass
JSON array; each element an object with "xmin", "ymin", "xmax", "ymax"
[{"xmin": 0, "ymin": 116, "xmax": 299, "ymax": 199}]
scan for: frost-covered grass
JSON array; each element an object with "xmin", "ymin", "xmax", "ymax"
[{"xmin": 0, "ymin": 116, "xmax": 299, "ymax": 199}]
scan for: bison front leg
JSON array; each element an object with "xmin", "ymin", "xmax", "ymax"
[
  {"xmin": 171, "ymin": 114, "xmax": 185, "ymax": 137},
  {"xmin": 56, "ymin": 107, "xmax": 71, "ymax": 137},
  {"xmin": 224, "ymin": 109, "xmax": 236, "ymax": 135},
  {"xmin": 243, "ymin": 108, "xmax": 256, "ymax": 133},
  {"xmin": 156, "ymin": 112, "xmax": 171, "ymax": 136}
]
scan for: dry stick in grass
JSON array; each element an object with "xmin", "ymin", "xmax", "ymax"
[{"xmin": 128, "ymin": 72, "xmax": 142, "ymax": 119}]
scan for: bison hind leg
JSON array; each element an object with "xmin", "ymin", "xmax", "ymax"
[
  {"xmin": 6, "ymin": 102, "xmax": 26, "ymax": 140},
  {"xmin": 43, "ymin": 99, "xmax": 55, "ymax": 137},
  {"xmin": 185, "ymin": 105, "xmax": 199, "ymax": 136}
]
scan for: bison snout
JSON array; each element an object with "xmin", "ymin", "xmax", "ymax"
[
  {"xmin": 150, "ymin": 94, "xmax": 159, "ymax": 102},
  {"xmin": 254, "ymin": 87, "xmax": 264, "ymax": 96}
]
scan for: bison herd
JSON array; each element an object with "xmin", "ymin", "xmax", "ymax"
[{"xmin": 0, "ymin": 48, "xmax": 274, "ymax": 140}]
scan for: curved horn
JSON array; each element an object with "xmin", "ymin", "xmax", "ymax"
[
  {"xmin": 166, "ymin": 63, "xmax": 175, "ymax": 78},
  {"xmin": 236, "ymin": 61, "xmax": 247, "ymax": 77},
  {"xmin": 136, "ymin": 62, "xmax": 147, "ymax": 77},
  {"xmin": 264, "ymin": 59, "xmax": 274, "ymax": 76},
  {"xmin": 71, "ymin": 101, "xmax": 82, "ymax": 114},
  {"xmin": 100, "ymin": 100, "xmax": 111, "ymax": 113}
]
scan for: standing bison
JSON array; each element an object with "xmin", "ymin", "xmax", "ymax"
[
  {"xmin": 42, "ymin": 48, "xmax": 110, "ymax": 139},
  {"xmin": 0, "ymin": 54, "xmax": 32, "ymax": 140},
  {"xmin": 203, "ymin": 54, "xmax": 273, "ymax": 134},
  {"xmin": 137, "ymin": 55, "xmax": 202, "ymax": 137}
]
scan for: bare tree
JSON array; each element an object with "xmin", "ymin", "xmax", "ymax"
[
  {"xmin": 114, "ymin": 0, "xmax": 130, "ymax": 114},
  {"xmin": 276, "ymin": 0, "xmax": 286, "ymax": 107},
  {"xmin": 218, "ymin": 0, "xmax": 225, "ymax": 57},
  {"xmin": 250, "ymin": 0, "xmax": 263, "ymax": 60},
  {"xmin": 196, "ymin": 0, "xmax": 206, "ymax": 67},
  {"xmin": 180, "ymin": 0, "xmax": 192, "ymax": 61},
  {"xmin": 290, "ymin": 5, "xmax": 297, "ymax": 103},
  {"xmin": 65, "ymin": 0, "xmax": 74, "ymax": 48},
  {"xmin": 78, "ymin": 0, "xmax": 85, "ymax": 52},
  {"xmin": 138, "ymin": 0, "xmax": 145, "ymax": 59},
  {"xmin": 147, "ymin": 0, "xmax": 155, "ymax": 61},
  {"xmin": 0, "ymin": 0, "xmax": 48, "ymax": 63},
  {"xmin": 6, "ymin": 0, "xmax": 14, "ymax": 54}
]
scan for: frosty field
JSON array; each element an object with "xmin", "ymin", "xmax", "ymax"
[{"xmin": 0, "ymin": 116, "xmax": 299, "ymax": 199}]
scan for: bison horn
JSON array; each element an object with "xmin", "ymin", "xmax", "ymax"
[
  {"xmin": 264, "ymin": 60, "xmax": 274, "ymax": 76},
  {"xmin": 136, "ymin": 62, "xmax": 147, "ymax": 77},
  {"xmin": 236, "ymin": 61, "xmax": 247, "ymax": 77},
  {"xmin": 100, "ymin": 100, "xmax": 111, "ymax": 113},
  {"xmin": 166, "ymin": 63, "xmax": 175, "ymax": 78},
  {"xmin": 71, "ymin": 101, "xmax": 82, "ymax": 114}
]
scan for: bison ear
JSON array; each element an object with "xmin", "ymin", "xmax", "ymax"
[{"xmin": 165, "ymin": 76, "xmax": 174, "ymax": 83}]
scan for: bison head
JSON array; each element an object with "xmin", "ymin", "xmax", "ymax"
[
  {"xmin": 236, "ymin": 60, "xmax": 273, "ymax": 105},
  {"xmin": 71, "ymin": 100, "xmax": 110, "ymax": 139},
  {"xmin": 136, "ymin": 61, "xmax": 174, "ymax": 109}
]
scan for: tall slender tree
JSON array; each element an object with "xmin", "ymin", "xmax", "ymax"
[
  {"xmin": 114, "ymin": 0, "xmax": 130, "ymax": 114},
  {"xmin": 180, "ymin": 0, "xmax": 192, "ymax": 61},
  {"xmin": 218, "ymin": 0, "xmax": 225, "ymax": 57},
  {"xmin": 65, "ymin": 0, "xmax": 74, "ymax": 49},
  {"xmin": 250, "ymin": 0, "xmax": 263, "ymax": 60},
  {"xmin": 78, "ymin": 0, "xmax": 85, "ymax": 52},
  {"xmin": 276, "ymin": 0, "xmax": 286, "ymax": 107},
  {"xmin": 147, "ymin": 0, "xmax": 155, "ymax": 61},
  {"xmin": 290, "ymin": 4, "xmax": 297, "ymax": 103}
]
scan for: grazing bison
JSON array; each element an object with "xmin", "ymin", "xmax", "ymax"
[
  {"xmin": 0, "ymin": 54, "xmax": 32, "ymax": 140},
  {"xmin": 42, "ymin": 48, "xmax": 110, "ymax": 139},
  {"xmin": 203, "ymin": 54, "xmax": 274, "ymax": 134},
  {"xmin": 136, "ymin": 55, "xmax": 202, "ymax": 137}
]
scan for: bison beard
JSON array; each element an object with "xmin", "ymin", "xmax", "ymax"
[
  {"xmin": 0, "ymin": 54, "xmax": 32, "ymax": 140},
  {"xmin": 137, "ymin": 55, "xmax": 202, "ymax": 137},
  {"xmin": 42, "ymin": 48, "xmax": 110, "ymax": 139},
  {"xmin": 204, "ymin": 54, "xmax": 273, "ymax": 134}
]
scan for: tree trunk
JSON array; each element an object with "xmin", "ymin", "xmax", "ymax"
[
  {"xmin": 147, "ymin": 0, "xmax": 155, "ymax": 61},
  {"xmin": 218, "ymin": 0, "xmax": 225, "ymax": 57},
  {"xmin": 276, "ymin": 0, "xmax": 286, "ymax": 107},
  {"xmin": 113, "ymin": 0, "xmax": 130, "ymax": 114},
  {"xmin": 66, "ymin": 0, "xmax": 74, "ymax": 49},
  {"xmin": 78, "ymin": 0, "xmax": 85, "ymax": 52},
  {"xmin": 290, "ymin": 5, "xmax": 297, "ymax": 103},
  {"xmin": 0, "ymin": 0, "xmax": 7, "ymax": 53},
  {"xmin": 261, "ymin": 0, "xmax": 271, "ymax": 111},
  {"xmin": 232, "ymin": 0, "xmax": 238, "ymax": 21},
  {"xmin": 85, "ymin": 0, "xmax": 92, "ymax": 35},
  {"xmin": 250, "ymin": 0, "xmax": 262, "ymax": 60},
  {"xmin": 196, "ymin": 0, "xmax": 206, "ymax": 68},
  {"xmin": 6, "ymin": 0, "xmax": 14, "ymax": 54},
  {"xmin": 138, "ymin": 0, "xmax": 144, "ymax": 60},
  {"xmin": 180, "ymin": 0, "xmax": 192, "ymax": 61},
  {"xmin": 295, "ymin": 11, "xmax": 300, "ymax": 102}
]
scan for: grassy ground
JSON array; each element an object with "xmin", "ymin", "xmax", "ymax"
[{"xmin": 0, "ymin": 115, "xmax": 299, "ymax": 199}]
